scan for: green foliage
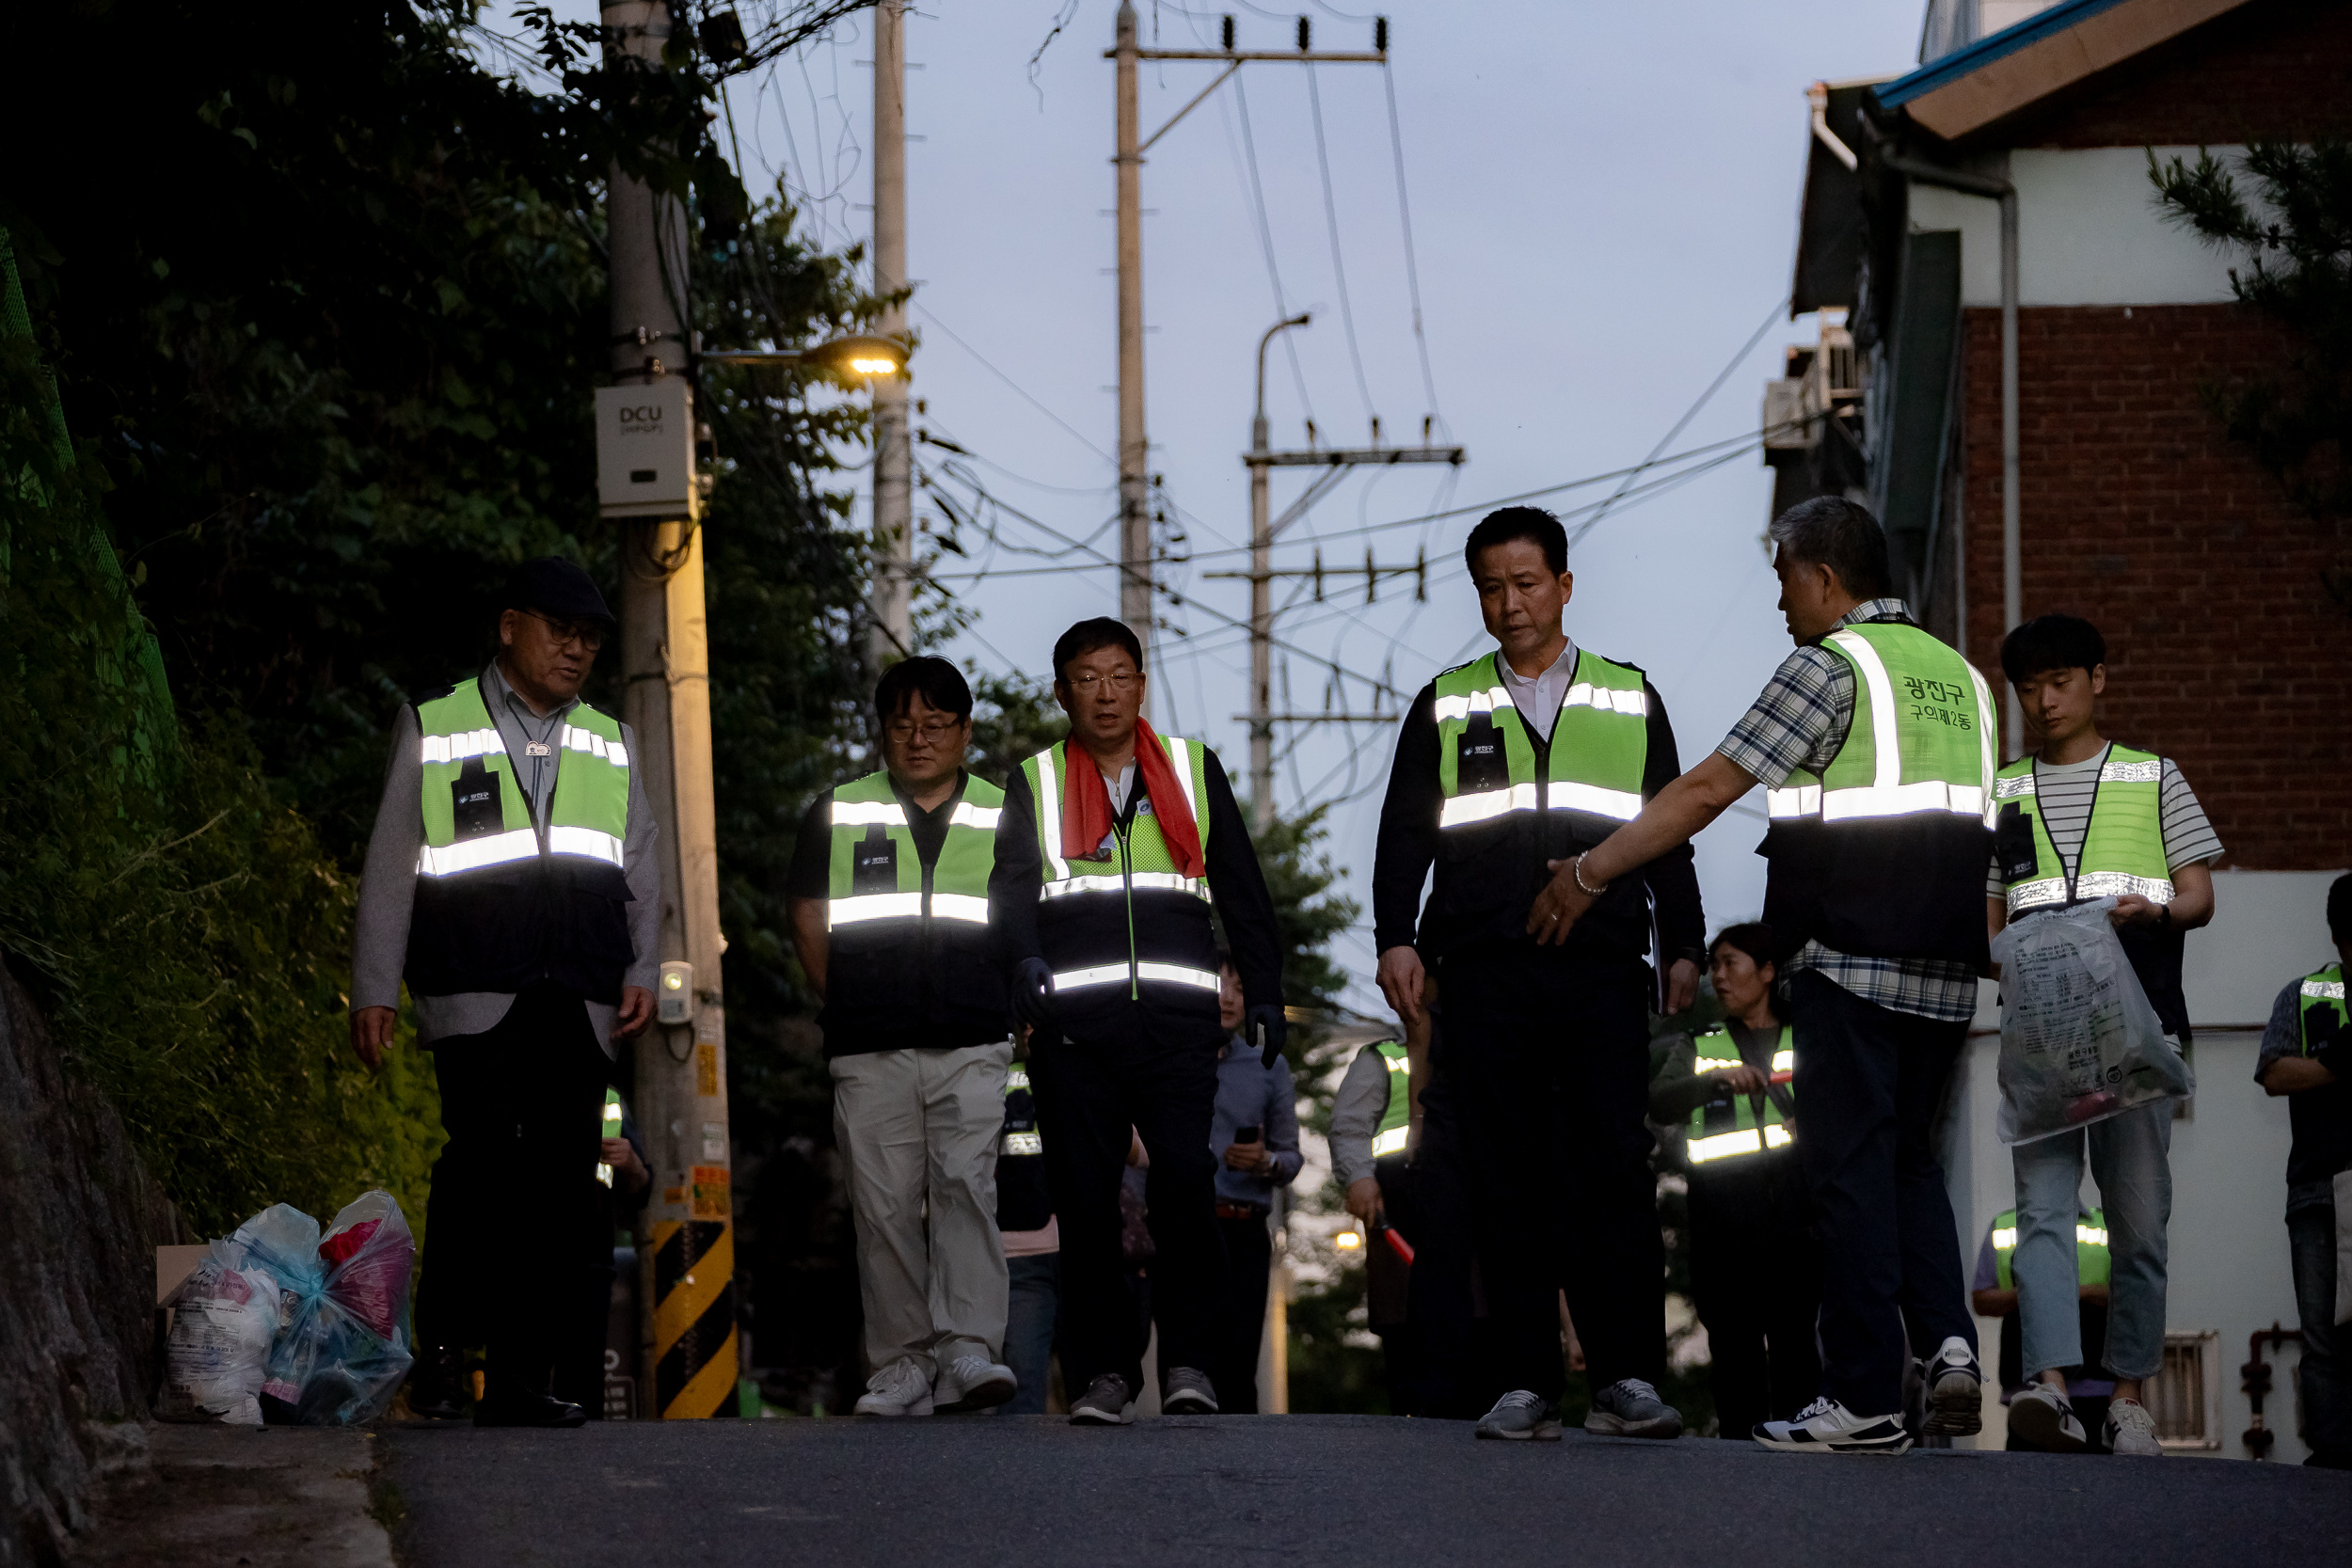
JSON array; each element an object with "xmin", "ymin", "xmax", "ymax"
[
  {"xmin": 1285, "ymin": 1263, "xmax": 1391, "ymax": 1414},
  {"xmin": 2151, "ymin": 141, "xmax": 2352, "ymax": 528},
  {"xmin": 967, "ymin": 671, "xmax": 1067, "ymax": 785}
]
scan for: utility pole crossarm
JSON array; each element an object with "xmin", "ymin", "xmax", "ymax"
[
  {"xmin": 1122, "ymin": 48, "xmax": 1387, "ymax": 62},
  {"xmin": 1247, "ymin": 444, "xmax": 1466, "ymax": 468}
]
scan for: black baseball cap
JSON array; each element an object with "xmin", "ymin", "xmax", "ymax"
[{"xmin": 501, "ymin": 557, "xmax": 615, "ymax": 628}]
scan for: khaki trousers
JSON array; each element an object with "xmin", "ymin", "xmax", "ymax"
[{"xmin": 831, "ymin": 1041, "xmax": 1012, "ymax": 1378}]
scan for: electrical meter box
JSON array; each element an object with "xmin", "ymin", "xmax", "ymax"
[
  {"xmin": 596, "ymin": 378, "xmax": 699, "ymax": 519},
  {"xmin": 657, "ymin": 960, "xmax": 696, "ymax": 1026}
]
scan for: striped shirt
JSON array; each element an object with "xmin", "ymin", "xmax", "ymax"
[
  {"xmin": 1983, "ymin": 747, "xmax": 2222, "ymax": 896},
  {"xmin": 1715, "ymin": 599, "xmax": 1981, "ymax": 1022}
]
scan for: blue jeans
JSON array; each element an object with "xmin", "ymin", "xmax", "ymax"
[
  {"xmin": 1001, "ymin": 1252, "xmax": 1060, "ymax": 1415},
  {"xmin": 2012, "ymin": 1098, "xmax": 2172, "ymax": 1381},
  {"xmin": 2288, "ymin": 1197, "xmax": 2352, "ymax": 1462}
]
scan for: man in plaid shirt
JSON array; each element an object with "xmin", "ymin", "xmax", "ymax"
[{"xmin": 1536, "ymin": 497, "xmax": 1995, "ymax": 1455}]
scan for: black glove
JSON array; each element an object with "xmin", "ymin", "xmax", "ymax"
[
  {"xmin": 1245, "ymin": 1003, "xmax": 1289, "ymax": 1068},
  {"xmin": 1011, "ymin": 958, "xmax": 1056, "ymax": 1031}
]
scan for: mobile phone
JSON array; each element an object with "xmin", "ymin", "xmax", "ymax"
[{"xmin": 1234, "ymin": 1124, "xmax": 1262, "ymax": 1144}]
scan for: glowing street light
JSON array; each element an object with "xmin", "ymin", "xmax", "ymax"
[{"xmin": 701, "ymin": 333, "xmax": 908, "ymax": 378}]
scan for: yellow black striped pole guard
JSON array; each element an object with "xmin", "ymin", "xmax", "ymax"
[{"xmin": 650, "ymin": 1217, "xmax": 737, "ymax": 1418}]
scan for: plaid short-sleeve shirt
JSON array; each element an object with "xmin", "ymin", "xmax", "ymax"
[{"xmin": 1714, "ymin": 600, "xmax": 1982, "ymax": 1022}]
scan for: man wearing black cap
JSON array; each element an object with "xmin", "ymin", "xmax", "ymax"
[{"xmin": 350, "ymin": 557, "xmax": 659, "ymax": 1428}]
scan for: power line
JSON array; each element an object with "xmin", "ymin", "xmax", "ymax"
[
  {"xmin": 912, "ymin": 303, "xmax": 1118, "ymax": 469},
  {"xmin": 1381, "ymin": 64, "xmax": 1441, "ymax": 424},
  {"xmin": 1231, "ymin": 75, "xmax": 1316, "ymax": 428},
  {"xmin": 1306, "ymin": 63, "xmax": 1376, "ymax": 426}
]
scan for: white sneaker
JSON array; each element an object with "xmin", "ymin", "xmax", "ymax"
[
  {"xmin": 933, "ymin": 1353, "xmax": 1017, "ymax": 1413},
  {"xmin": 2007, "ymin": 1382, "xmax": 2088, "ymax": 1451},
  {"xmin": 852, "ymin": 1358, "xmax": 935, "ymax": 1417},
  {"xmin": 1754, "ymin": 1396, "xmax": 1913, "ymax": 1454},
  {"xmin": 2105, "ymin": 1397, "xmax": 2165, "ymax": 1456},
  {"xmin": 1920, "ymin": 1336, "xmax": 1984, "ymax": 1436}
]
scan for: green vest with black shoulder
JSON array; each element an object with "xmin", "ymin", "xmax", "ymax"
[
  {"xmin": 1424, "ymin": 647, "xmax": 1649, "ymax": 947},
  {"xmin": 820, "ymin": 769, "xmax": 1008, "ymax": 1048},
  {"xmin": 1684, "ymin": 1022, "xmax": 1795, "ymax": 1170},
  {"xmin": 2287, "ymin": 962, "xmax": 2351, "ymax": 1187},
  {"xmin": 1992, "ymin": 743, "xmax": 2191, "ymax": 1037},
  {"xmin": 1019, "ymin": 733, "xmax": 1222, "ymax": 1023},
  {"xmin": 1988, "ymin": 1206, "xmax": 2113, "ymax": 1292},
  {"xmin": 405, "ymin": 674, "xmax": 635, "ymax": 1001},
  {"xmin": 996, "ymin": 1058, "xmax": 1053, "ymax": 1232},
  {"xmin": 1759, "ymin": 618, "xmax": 1996, "ymax": 968},
  {"xmin": 1369, "ymin": 1039, "xmax": 1412, "ymax": 1163}
]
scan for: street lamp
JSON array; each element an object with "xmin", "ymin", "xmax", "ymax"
[{"xmin": 700, "ymin": 333, "xmax": 909, "ymax": 378}]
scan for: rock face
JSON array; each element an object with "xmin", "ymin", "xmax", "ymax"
[{"xmin": 0, "ymin": 961, "xmax": 181, "ymax": 1568}]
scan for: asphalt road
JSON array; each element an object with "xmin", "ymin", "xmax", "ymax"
[{"xmin": 381, "ymin": 1415, "xmax": 2352, "ymax": 1568}]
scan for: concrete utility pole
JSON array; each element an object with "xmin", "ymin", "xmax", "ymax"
[
  {"xmin": 601, "ymin": 0, "xmax": 740, "ymax": 1422},
  {"xmin": 1108, "ymin": 6, "xmax": 1390, "ymax": 680},
  {"xmin": 869, "ymin": 0, "xmax": 913, "ymax": 664}
]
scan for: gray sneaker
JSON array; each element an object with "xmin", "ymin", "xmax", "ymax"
[
  {"xmin": 1162, "ymin": 1366, "xmax": 1219, "ymax": 1415},
  {"xmin": 1585, "ymin": 1377, "xmax": 1683, "ymax": 1439},
  {"xmin": 1068, "ymin": 1373, "xmax": 1133, "ymax": 1426},
  {"xmin": 1474, "ymin": 1389, "xmax": 1562, "ymax": 1440},
  {"xmin": 933, "ymin": 1353, "xmax": 1017, "ymax": 1414}
]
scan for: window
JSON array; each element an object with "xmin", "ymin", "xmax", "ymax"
[{"xmin": 2144, "ymin": 1331, "xmax": 2221, "ymax": 1450}]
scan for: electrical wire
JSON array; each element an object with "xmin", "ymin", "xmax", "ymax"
[
  {"xmin": 911, "ymin": 303, "xmax": 1119, "ymax": 469},
  {"xmin": 1307, "ymin": 63, "xmax": 1376, "ymax": 428},
  {"xmin": 1381, "ymin": 64, "xmax": 1442, "ymax": 426},
  {"xmin": 1231, "ymin": 76, "xmax": 1317, "ymax": 429}
]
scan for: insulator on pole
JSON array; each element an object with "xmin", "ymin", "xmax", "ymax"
[
  {"xmin": 1222, "ymin": 15, "xmax": 1235, "ymax": 50},
  {"xmin": 1415, "ymin": 546, "xmax": 1427, "ymax": 602},
  {"xmin": 1313, "ymin": 548, "xmax": 1324, "ymax": 602},
  {"xmin": 1375, "ymin": 17, "xmax": 1388, "ymax": 53},
  {"xmin": 1297, "ymin": 16, "xmax": 1310, "ymax": 51},
  {"xmin": 1365, "ymin": 547, "xmax": 1376, "ymax": 604}
]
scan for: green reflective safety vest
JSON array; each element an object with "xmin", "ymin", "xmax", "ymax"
[
  {"xmin": 2288, "ymin": 962, "xmax": 2351, "ymax": 1188},
  {"xmin": 1685, "ymin": 1022, "xmax": 1795, "ymax": 1166},
  {"xmin": 997, "ymin": 1060, "xmax": 1054, "ymax": 1233},
  {"xmin": 819, "ymin": 769, "xmax": 1007, "ymax": 1046},
  {"xmin": 596, "ymin": 1087, "xmax": 624, "ymax": 1188},
  {"xmin": 405, "ymin": 674, "xmax": 635, "ymax": 999},
  {"xmin": 1759, "ymin": 620, "xmax": 1997, "ymax": 966},
  {"xmin": 1433, "ymin": 648, "xmax": 1649, "ymax": 842},
  {"xmin": 1990, "ymin": 1205, "xmax": 2113, "ymax": 1291},
  {"xmin": 1370, "ymin": 1040, "xmax": 1411, "ymax": 1160},
  {"xmin": 1993, "ymin": 745, "xmax": 2172, "ymax": 915},
  {"xmin": 1020, "ymin": 733, "xmax": 1222, "ymax": 1020}
]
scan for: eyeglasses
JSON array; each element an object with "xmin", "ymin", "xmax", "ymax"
[
  {"xmin": 521, "ymin": 610, "xmax": 606, "ymax": 652},
  {"xmin": 1067, "ymin": 671, "xmax": 1140, "ymax": 694},
  {"xmin": 885, "ymin": 718, "xmax": 965, "ymax": 743}
]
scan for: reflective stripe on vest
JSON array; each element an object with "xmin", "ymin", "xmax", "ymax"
[
  {"xmin": 1762, "ymin": 626, "xmax": 1994, "ymax": 827},
  {"xmin": 1051, "ymin": 960, "xmax": 1222, "ymax": 993},
  {"xmin": 1990, "ymin": 1206, "xmax": 2113, "ymax": 1291},
  {"xmin": 825, "ymin": 769, "xmax": 1003, "ymax": 932},
  {"xmin": 415, "ymin": 677, "xmax": 628, "ymax": 880},
  {"xmin": 1995, "ymin": 745, "xmax": 2174, "ymax": 916},
  {"xmin": 1370, "ymin": 1040, "xmax": 1412, "ymax": 1157},
  {"xmin": 1433, "ymin": 649, "xmax": 1647, "ymax": 832},
  {"xmin": 1684, "ymin": 1023, "xmax": 1794, "ymax": 1163}
]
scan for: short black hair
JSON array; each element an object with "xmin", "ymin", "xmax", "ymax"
[
  {"xmin": 1767, "ymin": 496, "xmax": 1893, "ymax": 601},
  {"xmin": 1708, "ymin": 923, "xmax": 1775, "ymax": 974},
  {"xmin": 2329, "ymin": 872, "xmax": 2352, "ymax": 945},
  {"xmin": 2000, "ymin": 614, "xmax": 2107, "ymax": 686},
  {"xmin": 1464, "ymin": 506, "xmax": 1568, "ymax": 578},
  {"xmin": 874, "ymin": 656, "xmax": 973, "ymax": 724},
  {"xmin": 1051, "ymin": 617, "xmax": 1145, "ymax": 684}
]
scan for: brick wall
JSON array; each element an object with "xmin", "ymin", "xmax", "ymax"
[
  {"xmin": 1955, "ymin": 303, "xmax": 2352, "ymax": 870},
  {"xmin": 2004, "ymin": 0, "xmax": 2352, "ymax": 149}
]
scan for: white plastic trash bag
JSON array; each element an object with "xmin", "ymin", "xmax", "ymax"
[
  {"xmin": 156, "ymin": 1250, "xmax": 281, "ymax": 1425},
  {"xmin": 1990, "ymin": 897, "xmax": 2192, "ymax": 1145}
]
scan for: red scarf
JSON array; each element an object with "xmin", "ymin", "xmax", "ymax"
[{"xmin": 1058, "ymin": 717, "xmax": 1205, "ymax": 877}]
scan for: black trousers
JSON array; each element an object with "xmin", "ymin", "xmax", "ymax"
[
  {"xmin": 1440, "ymin": 943, "xmax": 1664, "ymax": 1397},
  {"xmin": 1209, "ymin": 1212, "xmax": 1272, "ymax": 1413},
  {"xmin": 1404, "ymin": 1075, "xmax": 1500, "ymax": 1418},
  {"xmin": 1688, "ymin": 1156, "xmax": 1821, "ymax": 1437},
  {"xmin": 1366, "ymin": 1157, "xmax": 1421, "ymax": 1415},
  {"xmin": 1031, "ymin": 1006, "xmax": 1229, "ymax": 1399},
  {"xmin": 1788, "ymin": 969, "xmax": 1975, "ymax": 1417},
  {"xmin": 413, "ymin": 982, "xmax": 612, "ymax": 1399}
]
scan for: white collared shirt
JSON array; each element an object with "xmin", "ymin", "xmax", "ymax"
[{"xmin": 1496, "ymin": 633, "xmax": 1579, "ymax": 743}]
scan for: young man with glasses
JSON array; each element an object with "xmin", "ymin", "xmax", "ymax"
[
  {"xmin": 992, "ymin": 618, "xmax": 1287, "ymax": 1424},
  {"xmin": 786, "ymin": 657, "xmax": 1020, "ymax": 1416},
  {"xmin": 351, "ymin": 558, "xmax": 658, "ymax": 1428}
]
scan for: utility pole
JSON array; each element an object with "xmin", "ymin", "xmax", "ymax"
[
  {"xmin": 869, "ymin": 0, "xmax": 913, "ymax": 664},
  {"xmin": 1108, "ymin": 6, "xmax": 1388, "ymax": 667},
  {"xmin": 600, "ymin": 0, "xmax": 739, "ymax": 1422}
]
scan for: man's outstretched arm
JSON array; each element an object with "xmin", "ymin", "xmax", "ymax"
[{"xmin": 1529, "ymin": 752, "xmax": 1761, "ymax": 937}]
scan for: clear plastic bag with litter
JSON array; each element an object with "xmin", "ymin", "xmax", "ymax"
[{"xmin": 1990, "ymin": 897, "xmax": 2193, "ymax": 1145}]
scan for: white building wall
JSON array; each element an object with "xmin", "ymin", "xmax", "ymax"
[
  {"xmin": 1907, "ymin": 147, "xmax": 2249, "ymax": 309},
  {"xmin": 1944, "ymin": 868, "xmax": 2345, "ymax": 1459}
]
